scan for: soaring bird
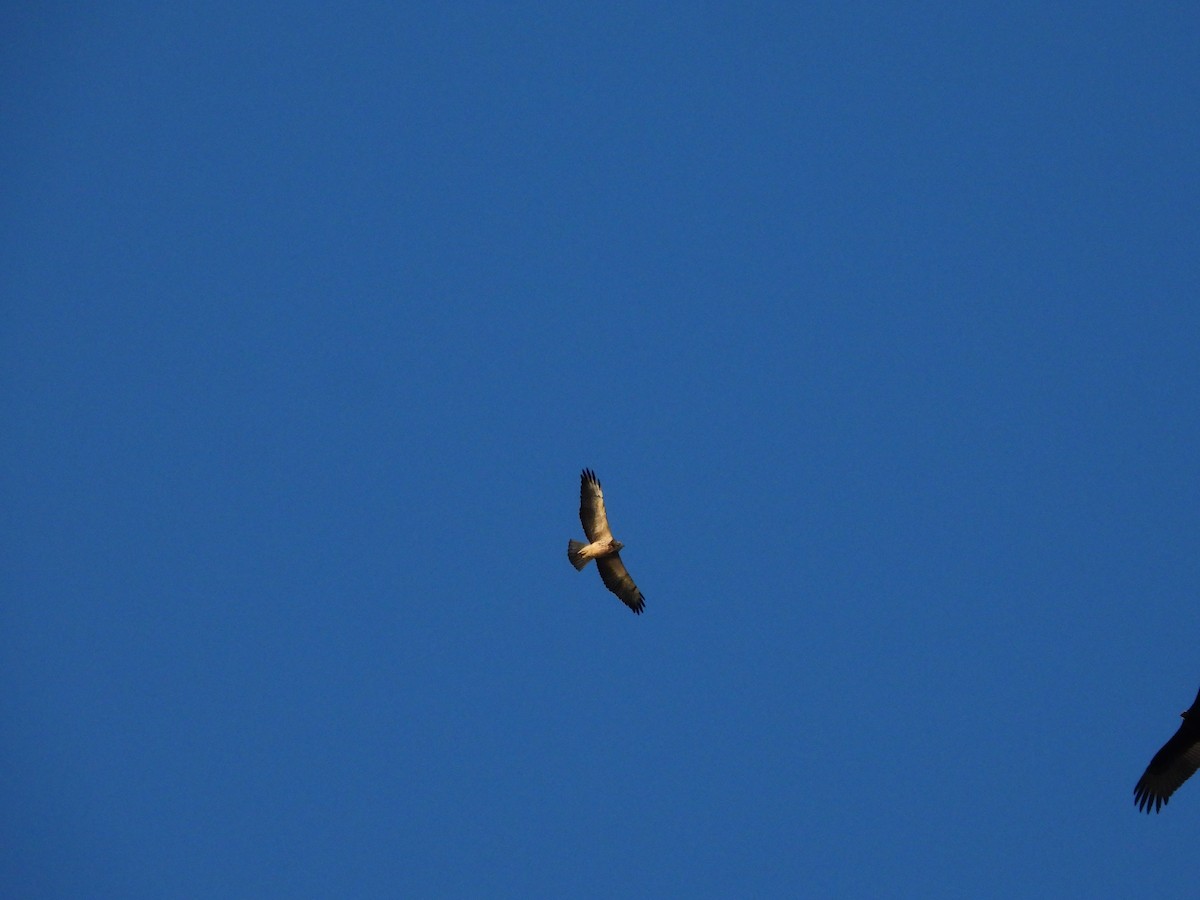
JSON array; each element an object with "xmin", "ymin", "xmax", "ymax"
[
  {"xmin": 567, "ymin": 469, "xmax": 646, "ymax": 614},
  {"xmin": 1134, "ymin": 685, "xmax": 1200, "ymax": 813}
]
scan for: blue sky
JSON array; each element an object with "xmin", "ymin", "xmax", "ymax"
[{"xmin": 3, "ymin": 3, "xmax": 1199, "ymax": 897}]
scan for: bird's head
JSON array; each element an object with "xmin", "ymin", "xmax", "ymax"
[{"xmin": 610, "ymin": 540, "xmax": 624, "ymax": 552}]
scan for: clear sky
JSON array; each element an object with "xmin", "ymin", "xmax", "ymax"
[{"xmin": 4, "ymin": 3, "xmax": 1199, "ymax": 897}]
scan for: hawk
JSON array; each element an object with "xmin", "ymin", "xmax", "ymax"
[
  {"xmin": 567, "ymin": 469, "xmax": 646, "ymax": 614},
  {"xmin": 1134, "ymin": 685, "xmax": 1200, "ymax": 813}
]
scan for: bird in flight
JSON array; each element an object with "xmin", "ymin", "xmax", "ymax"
[
  {"xmin": 1133, "ymin": 685, "xmax": 1200, "ymax": 813},
  {"xmin": 567, "ymin": 469, "xmax": 646, "ymax": 614}
]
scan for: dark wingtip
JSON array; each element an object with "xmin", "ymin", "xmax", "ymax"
[{"xmin": 1134, "ymin": 785, "xmax": 1167, "ymax": 813}]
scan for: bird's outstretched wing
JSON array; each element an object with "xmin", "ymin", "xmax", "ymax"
[
  {"xmin": 596, "ymin": 553, "xmax": 645, "ymax": 615},
  {"xmin": 579, "ymin": 469, "xmax": 613, "ymax": 543},
  {"xmin": 1134, "ymin": 686, "xmax": 1200, "ymax": 813}
]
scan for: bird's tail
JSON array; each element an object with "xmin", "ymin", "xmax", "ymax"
[{"xmin": 567, "ymin": 540, "xmax": 590, "ymax": 570}]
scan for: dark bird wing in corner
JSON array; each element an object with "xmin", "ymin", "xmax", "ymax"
[{"xmin": 1134, "ymin": 685, "xmax": 1200, "ymax": 813}]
